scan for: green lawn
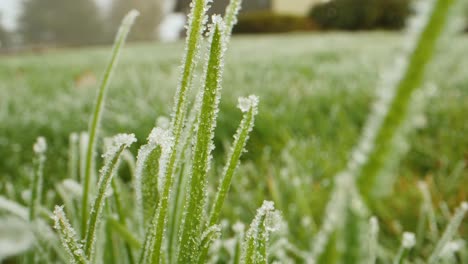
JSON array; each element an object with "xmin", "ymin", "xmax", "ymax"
[{"xmin": 1, "ymin": 32, "xmax": 467, "ymax": 258}]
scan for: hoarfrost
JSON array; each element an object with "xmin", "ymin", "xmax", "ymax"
[
  {"xmin": 33, "ymin": 136, "xmax": 47, "ymax": 154},
  {"xmin": 102, "ymin": 133, "xmax": 137, "ymax": 161},
  {"xmin": 402, "ymin": 232, "xmax": 416, "ymax": 248},
  {"xmin": 237, "ymin": 95, "xmax": 259, "ymax": 113}
]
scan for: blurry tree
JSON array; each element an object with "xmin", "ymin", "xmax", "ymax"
[
  {"xmin": 309, "ymin": 0, "xmax": 412, "ymax": 30},
  {"xmin": 19, "ymin": 0, "xmax": 104, "ymax": 46},
  {"xmin": 0, "ymin": 14, "xmax": 10, "ymax": 48},
  {"xmin": 108, "ymin": 0, "xmax": 163, "ymax": 41}
]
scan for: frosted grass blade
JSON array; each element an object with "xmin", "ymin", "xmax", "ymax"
[
  {"xmin": 29, "ymin": 136, "xmax": 46, "ymax": 220},
  {"xmin": 84, "ymin": 134, "xmax": 136, "ymax": 260},
  {"xmin": 177, "ymin": 17, "xmax": 227, "ymax": 263},
  {"xmin": 53, "ymin": 206, "xmax": 88, "ymax": 264},
  {"xmin": 145, "ymin": 0, "xmax": 209, "ymax": 261},
  {"xmin": 81, "ymin": 10, "xmax": 139, "ymax": 236},
  {"xmin": 209, "ymin": 95, "xmax": 259, "ymax": 226},
  {"xmin": 357, "ymin": 0, "xmax": 457, "ymax": 199},
  {"xmin": 241, "ymin": 201, "xmax": 281, "ymax": 264},
  {"xmin": 428, "ymin": 202, "xmax": 468, "ymax": 263}
]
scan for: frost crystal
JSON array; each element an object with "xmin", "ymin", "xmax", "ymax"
[
  {"xmin": 102, "ymin": 133, "xmax": 137, "ymax": 161},
  {"xmin": 33, "ymin": 136, "xmax": 47, "ymax": 154},
  {"xmin": 402, "ymin": 232, "xmax": 416, "ymax": 249},
  {"xmin": 237, "ymin": 95, "xmax": 259, "ymax": 113}
]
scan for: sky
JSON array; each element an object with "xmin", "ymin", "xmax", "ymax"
[{"xmin": 0, "ymin": 0, "xmax": 112, "ymax": 30}]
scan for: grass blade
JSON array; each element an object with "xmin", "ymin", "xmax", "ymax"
[
  {"xmin": 241, "ymin": 201, "xmax": 281, "ymax": 264},
  {"xmin": 209, "ymin": 95, "xmax": 259, "ymax": 226},
  {"xmin": 84, "ymin": 134, "xmax": 136, "ymax": 260},
  {"xmin": 53, "ymin": 205, "xmax": 88, "ymax": 264},
  {"xmin": 29, "ymin": 137, "xmax": 46, "ymax": 221},
  {"xmin": 356, "ymin": 0, "xmax": 457, "ymax": 199},
  {"xmin": 428, "ymin": 202, "xmax": 468, "ymax": 263},
  {"xmin": 81, "ymin": 10, "xmax": 139, "ymax": 237},
  {"xmin": 177, "ymin": 16, "xmax": 227, "ymax": 263},
  {"xmin": 144, "ymin": 0, "xmax": 209, "ymax": 261}
]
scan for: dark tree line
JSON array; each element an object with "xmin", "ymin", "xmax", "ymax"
[{"xmin": 18, "ymin": 0, "xmax": 164, "ymax": 46}]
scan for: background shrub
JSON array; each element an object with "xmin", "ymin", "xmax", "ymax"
[
  {"xmin": 233, "ymin": 11, "xmax": 316, "ymax": 34},
  {"xmin": 309, "ymin": 0, "xmax": 412, "ymax": 30}
]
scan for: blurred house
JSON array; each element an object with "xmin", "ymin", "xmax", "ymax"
[{"xmin": 174, "ymin": 0, "xmax": 321, "ymax": 16}]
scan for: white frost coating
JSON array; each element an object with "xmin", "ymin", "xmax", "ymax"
[
  {"xmin": 237, "ymin": 95, "xmax": 259, "ymax": 113},
  {"xmin": 402, "ymin": 232, "xmax": 416, "ymax": 248},
  {"xmin": 0, "ymin": 217, "xmax": 34, "ymax": 260},
  {"xmin": 62, "ymin": 179, "xmax": 83, "ymax": 198},
  {"xmin": 114, "ymin": 10, "xmax": 140, "ymax": 42},
  {"xmin": 33, "ymin": 136, "xmax": 47, "ymax": 154},
  {"xmin": 102, "ymin": 133, "xmax": 137, "ymax": 161}
]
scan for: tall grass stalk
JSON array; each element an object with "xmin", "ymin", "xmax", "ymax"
[{"xmin": 81, "ymin": 10, "xmax": 139, "ymax": 236}]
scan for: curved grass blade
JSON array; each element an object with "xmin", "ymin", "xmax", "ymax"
[
  {"xmin": 177, "ymin": 17, "xmax": 227, "ymax": 263},
  {"xmin": 223, "ymin": 0, "xmax": 242, "ymax": 39},
  {"xmin": 53, "ymin": 206, "xmax": 88, "ymax": 264},
  {"xmin": 84, "ymin": 134, "xmax": 136, "ymax": 260},
  {"xmin": 196, "ymin": 225, "xmax": 221, "ymax": 264},
  {"xmin": 81, "ymin": 10, "xmax": 139, "ymax": 236}
]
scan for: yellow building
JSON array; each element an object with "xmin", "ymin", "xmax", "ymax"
[{"xmin": 272, "ymin": 0, "xmax": 322, "ymax": 16}]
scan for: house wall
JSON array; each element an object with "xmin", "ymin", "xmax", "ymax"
[{"xmin": 272, "ymin": 0, "xmax": 320, "ymax": 16}]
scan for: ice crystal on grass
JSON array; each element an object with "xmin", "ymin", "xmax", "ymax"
[
  {"xmin": 102, "ymin": 134, "xmax": 137, "ymax": 161},
  {"xmin": 237, "ymin": 95, "xmax": 259, "ymax": 113},
  {"xmin": 402, "ymin": 232, "xmax": 416, "ymax": 249},
  {"xmin": 33, "ymin": 136, "xmax": 47, "ymax": 155}
]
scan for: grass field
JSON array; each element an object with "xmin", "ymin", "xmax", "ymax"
[{"xmin": 1, "ymin": 32, "xmax": 467, "ymax": 262}]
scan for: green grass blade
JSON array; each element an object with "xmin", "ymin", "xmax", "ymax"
[
  {"xmin": 107, "ymin": 217, "xmax": 142, "ymax": 250},
  {"xmin": 177, "ymin": 17, "xmax": 227, "ymax": 263},
  {"xmin": 81, "ymin": 10, "xmax": 139, "ymax": 237},
  {"xmin": 196, "ymin": 225, "xmax": 221, "ymax": 264},
  {"xmin": 29, "ymin": 137, "xmax": 46, "ymax": 221},
  {"xmin": 84, "ymin": 134, "xmax": 136, "ymax": 260},
  {"xmin": 356, "ymin": 0, "xmax": 457, "ymax": 199},
  {"xmin": 241, "ymin": 201, "xmax": 281, "ymax": 264},
  {"xmin": 223, "ymin": 0, "xmax": 242, "ymax": 38},
  {"xmin": 428, "ymin": 202, "xmax": 468, "ymax": 263},
  {"xmin": 53, "ymin": 205, "xmax": 89, "ymax": 264},
  {"xmin": 209, "ymin": 95, "xmax": 259, "ymax": 226},
  {"xmin": 392, "ymin": 232, "xmax": 416, "ymax": 264},
  {"xmin": 135, "ymin": 128, "xmax": 169, "ymax": 232},
  {"xmin": 145, "ymin": 0, "xmax": 209, "ymax": 261}
]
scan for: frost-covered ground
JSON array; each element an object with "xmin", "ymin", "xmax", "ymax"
[{"xmin": 0, "ymin": 32, "xmax": 467, "ymax": 252}]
